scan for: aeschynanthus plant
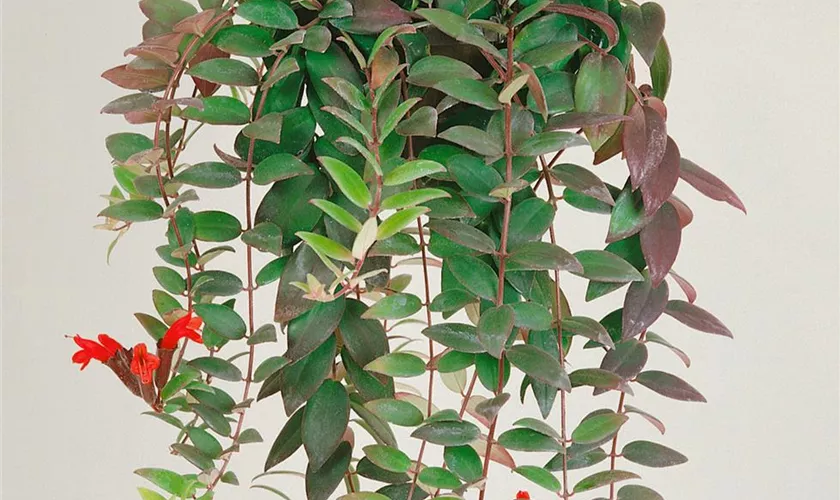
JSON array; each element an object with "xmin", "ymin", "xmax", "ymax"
[{"xmin": 75, "ymin": 0, "xmax": 745, "ymax": 499}]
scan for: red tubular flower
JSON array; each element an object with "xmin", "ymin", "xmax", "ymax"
[
  {"xmin": 130, "ymin": 343, "xmax": 160, "ymax": 385},
  {"xmin": 159, "ymin": 312, "xmax": 203, "ymax": 349},
  {"xmin": 71, "ymin": 334, "xmax": 123, "ymax": 370},
  {"xmin": 516, "ymin": 491, "xmax": 531, "ymax": 500}
]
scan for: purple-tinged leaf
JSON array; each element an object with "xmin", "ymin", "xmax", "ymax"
[
  {"xmin": 573, "ymin": 250, "xmax": 645, "ymax": 283},
  {"xmin": 621, "ymin": 440, "xmax": 687, "ymax": 468},
  {"xmin": 640, "ymin": 202, "xmax": 681, "ymax": 287},
  {"xmin": 623, "ymin": 404, "xmax": 666, "ymax": 434},
  {"xmin": 547, "ymin": 112, "xmax": 629, "ymax": 131},
  {"xmin": 623, "ymin": 103, "xmax": 667, "ymax": 189},
  {"xmin": 600, "ymin": 340, "xmax": 647, "ymax": 380},
  {"xmin": 329, "ymin": 0, "xmax": 411, "ymax": 34},
  {"xmin": 668, "ymin": 270, "xmax": 697, "ymax": 303},
  {"xmin": 573, "ymin": 470, "xmax": 640, "ymax": 494},
  {"xmin": 622, "ymin": 278, "xmax": 669, "ymax": 339},
  {"xmin": 545, "ymin": 4, "xmax": 619, "ymax": 50},
  {"xmin": 563, "ymin": 316, "xmax": 615, "ymax": 349},
  {"xmin": 668, "ymin": 194, "xmax": 694, "ymax": 228},
  {"xmin": 664, "ymin": 300, "xmax": 733, "ymax": 338},
  {"xmin": 618, "ymin": 484, "xmax": 665, "ymax": 500},
  {"xmin": 551, "ymin": 163, "xmax": 614, "ymax": 206},
  {"xmin": 641, "ymin": 137, "xmax": 680, "ymax": 216},
  {"xmin": 621, "ymin": 2, "xmax": 666, "ymax": 66},
  {"xmin": 569, "ymin": 368, "xmax": 623, "ymax": 390},
  {"xmin": 644, "ymin": 331, "xmax": 691, "ymax": 367},
  {"xmin": 635, "ymin": 370, "xmax": 706, "ymax": 402},
  {"xmin": 101, "ymin": 93, "xmax": 159, "ymax": 115},
  {"xmin": 679, "ymin": 158, "xmax": 746, "ymax": 213},
  {"xmin": 102, "ymin": 64, "xmax": 171, "ymax": 91}
]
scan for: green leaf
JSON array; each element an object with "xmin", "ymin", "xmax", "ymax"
[
  {"xmin": 650, "ymin": 39, "xmax": 671, "ymax": 100},
  {"xmin": 506, "ymin": 344, "xmax": 570, "ymax": 391},
  {"xmin": 383, "ymin": 159, "xmax": 446, "ymax": 186},
  {"xmin": 303, "ymin": 380, "xmax": 350, "ymax": 469},
  {"xmin": 513, "ymin": 466, "xmax": 561, "ymax": 492},
  {"xmin": 379, "ymin": 97, "xmax": 422, "ymax": 139},
  {"xmin": 213, "ymin": 25, "xmax": 274, "ymax": 57},
  {"xmin": 365, "ymin": 352, "xmax": 426, "ymax": 378},
  {"xmin": 618, "ymin": 485, "xmax": 665, "ymax": 500},
  {"xmin": 477, "ymin": 305, "xmax": 514, "ymax": 358},
  {"xmin": 175, "ymin": 162, "xmax": 242, "ymax": 188},
  {"xmin": 433, "ymin": 79, "xmax": 501, "ymax": 110},
  {"xmin": 363, "ymin": 445, "xmax": 411, "ymax": 473},
  {"xmin": 411, "ymin": 420, "xmax": 480, "ymax": 446},
  {"xmin": 422, "ymin": 323, "xmax": 484, "ymax": 353},
  {"xmin": 508, "ymin": 241, "xmax": 582, "ymax": 273},
  {"xmin": 621, "ymin": 440, "xmax": 687, "ymax": 468},
  {"xmin": 153, "ymin": 266, "xmax": 186, "ymax": 295},
  {"xmin": 135, "ymin": 313, "xmax": 168, "ymax": 341},
  {"xmin": 192, "ymin": 403, "xmax": 231, "ymax": 436},
  {"xmin": 140, "ymin": 0, "xmax": 196, "ymax": 26},
  {"xmin": 309, "ymin": 200, "xmax": 361, "ymax": 234},
  {"xmin": 160, "ymin": 371, "xmax": 199, "ymax": 401},
  {"xmin": 297, "ymin": 231, "xmax": 354, "ymax": 263},
  {"xmin": 240, "ymin": 428, "xmax": 263, "ymax": 444},
  {"xmin": 572, "ymin": 250, "xmax": 644, "ymax": 283},
  {"xmin": 194, "ymin": 303, "xmax": 246, "ymax": 340},
  {"xmin": 362, "ymin": 293, "xmax": 422, "ymax": 320},
  {"xmin": 635, "ymin": 371, "xmax": 707, "ymax": 402},
  {"xmin": 573, "ymin": 470, "xmax": 640, "ymax": 493},
  {"xmin": 551, "ymin": 163, "xmax": 614, "ymax": 205},
  {"xmin": 242, "ymin": 222, "xmax": 284, "ymax": 255},
  {"xmin": 574, "ymin": 53, "xmax": 627, "ymax": 151},
  {"xmin": 106, "ymin": 132, "xmax": 153, "ymax": 163},
  {"xmin": 189, "ymin": 356, "xmax": 242, "ymax": 381},
  {"xmin": 192, "ymin": 270, "xmax": 243, "ymax": 297},
  {"xmin": 339, "ymin": 494, "xmax": 391, "ymax": 500},
  {"xmin": 569, "ymin": 368, "xmax": 623, "ymax": 389},
  {"xmin": 243, "ymin": 113, "xmax": 284, "ymax": 143},
  {"xmin": 571, "ymin": 411, "xmax": 628, "ymax": 444},
  {"xmin": 256, "ymin": 257, "xmax": 288, "ymax": 287},
  {"xmin": 303, "ymin": 25, "xmax": 332, "ymax": 52},
  {"xmin": 608, "ymin": 185, "xmax": 648, "ymax": 242},
  {"xmin": 507, "ymin": 198, "xmax": 554, "ymax": 247},
  {"xmin": 193, "ymin": 210, "xmax": 241, "ymax": 242},
  {"xmin": 265, "ymin": 407, "xmax": 304, "ymax": 470},
  {"xmin": 188, "ymin": 427, "xmax": 223, "ymax": 458},
  {"xmin": 323, "ymin": 77, "xmax": 369, "ymax": 111},
  {"xmin": 253, "ymin": 356, "xmax": 289, "ymax": 383},
  {"xmin": 417, "ymin": 467, "xmax": 461, "ymax": 489},
  {"xmin": 498, "ymin": 428, "xmax": 563, "ymax": 452},
  {"xmin": 621, "ymin": 2, "xmax": 666, "ymax": 66},
  {"xmin": 237, "ymin": 0, "xmax": 298, "ymax": 29},
  {"xmin": 512, "ymin": 417, "xmax": 561, "ymax": 440},
  {"xmin": 396, "ymin": 106, "xmax": 438, "ymax": 137},
  {"xmin": 509, "ymin": 302, "xmax": 553, "ymax": 331},
  {"xmin": 447, "ymin": 255, "xmax": 498, "ymax": 301},
  {"xmin": 517, "ymin": 131, "xmax": 587, "ymax": 156},
  {"xmin": 137, "ymin": 487, "xmax": 167, "ymax": 500},
  {"xmin": 99, "ymin": 200, "xmax": 162, "ymax": 222},
  {"xmin": 438, "ymin": 126, "xmax": 504, "ymax": 157},
  {"xmin": 187, "ymin": 58, "xmax": 260, "ymax": 86},
  {"xmin": 365, "ymin": 399, "xmax": 424, "ymax": 427},
  {"xmin": 249, "ymin": 323, "xmax": 278, "ymax": 346},
  {"xmin": 182, "ymin": 96, "xmax": 251, "ymax": 125},
  {"xmin": 377, "ymin": 207, "xmax": 428, "ymax": 240},
  {"xmin": 520, "ymin": 41, "xmax": 585, "ymax": 68},
  {"xmin": 416, "ymin": 8, "xmax": 502, "ymax": 60},
  {"xmin": 318, "ymin": 156, "xmax": 371, "ymax": 209},
  {"xmin": 407, "ymin": 55, "xmax": 482, "ymax": 87},
  {"xmin": 444, "ymin": 445, "xmax": 482, "ymax": 482},
  {"xmin": 381, "ymin": 188, "xmax": 450, "ymax": 210},
  {"xmin": 305, "ymin": 441, "xmax": 352, "ymax": 500},
  {"xmin": 253, "ymin": 153, "xmax": 313, "ymax": 185},
  {"xmin": 283, "ymin": 297, "xmax": 345, "ymax": 362},
  {"xmin": 427, "ymin": 220, "xmax": 496, "ymax": 254},
  {"xmin": 134, "ymin": 468, "xmax": 193, "ymax": 497}
]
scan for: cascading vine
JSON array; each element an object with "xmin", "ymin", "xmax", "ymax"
[{"xmin": 76, "ymin": 0, "xmax": 745, "ymax": 499}]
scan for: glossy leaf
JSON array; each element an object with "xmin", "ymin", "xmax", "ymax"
[
  {"xmin": 664, "ymin": 300, "xmax": 733, "ymax": 337},
  {"xmin": 679, "ymin": 158, "xmax": 746, "ymax": 213},
  {"xmin": 622, "ymin": 440, "xmax": 688, "ymax": 468},
  {"xmin": 635, "ymin": 371, "xmax": 706, "ymax": 402},
  {"xmin": 362, "ymin": 294, "xmax": 423, "ymax": 320},
  {"xmin": 573, "ymin": 470, "xmax": 640, "ymax": 493},
  {"xmin": 573, "ymin": 250, "xmax": 644, "ymax": 283},
  {"xmin": 439, "ymin": 126, "xmax": 504, "ymax": 157},
  {"xmin": 303, "ymin": 380, "xmax": 350, "ymax": 470},
  {"xmin": 237, "ymin": 0, "xmax": 298, "ymax": 29},
  {"xmin": 181, "ymin": 97, "xmax": 251, "ymax": 125},
  {"xmin": 297, "ymin": 231, "xmax": 354, "ymax": 263},
  {"xmin": 254, "ymin": 154, "xmax": 313, "ymax": 185},
  {"xmin": 363, "ymin": 445, "xmax": 411, "ymax": 473},
  {"xmin": 365, "ymin": 352, "xmax": 426, "ymax": 378},
  {"xmin": 551, "ymin": 163, "xmax": 614, "ymax": 205},
  {"xmin": 187, "ymin": 58, "xmax": 260, "ymax": 86},
  {"xmin": 427, "ymin": 220, "xmax": 496, "ymax": 254},
  {"xmin": 422, "ymin": 323, "xmax": 484, "ymax": 354},
  {"xmin": 622, "ymin": 278, "xmax": 669, "ymax": 339},
  {"xmin": 508, "ymin": 242, "xmax": 582, "ymax": 273},
  {"xmin": 574, "ymin": 53, "xmax": 627, "ymax": 151},
  {"xmin": 447, "ymin": 255, "xmax": 498, "ymax": 301},
  {"xmin": 507, "ymin": 344, "xmax": 570, "ymax": 391},
  {"xmin": 175, "ymin": 162, "xmax": 241, "ymax": 188},
  {"xmin": 618, "ymin": 485, "xmax": 665, "ymax": 500},
  {"xmin": 411, "ymin": 420, "xmax": 480, "ymax": 446},
  {"xmin": 622, "ymin": 2, "xmax": 667, "ymax": 66},
  {"xmin": 640, "ymin": 202, "xmax": 681, "ymax": 286},
  {"xmin": 194, "ymin": 303, "xmax": 246, "ymax": 340},
  {"xmin": 571, "ymin": 411, "xmax": 628, "ymax": 444},
  {"xmin": 365, "ymin": 399, "xmax": 424, "ymax": 427},
  {"xmin": 477, "ymin": 305, "xmax": 514, "ymax": 358},
  {"xmin": 498, "ymin": 428, "xmax": 563, "ymax": 452},
  {"xmin": 513, "ymin": 466, "xmax": 561, "ymax": 493}
]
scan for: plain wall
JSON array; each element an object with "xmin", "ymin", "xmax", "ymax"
[{"xmin": 2, "ymin": 1, "xmax": 838, "ymax": 499}]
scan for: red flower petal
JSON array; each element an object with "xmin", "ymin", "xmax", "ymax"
[
  {"xmin": 98, "ymin": 334, "xmax": 123, "ymax": 358},
  {"xmin": 130, "ymin": 343, "xmax": 160, "ymax": 385},
  {"xmin": 160, "ymin": 312, "xmax": 203, "ymax": 349},
  {"xmin": 72, "ymin": 335, "xmax": 111, "ymax": 363},
  {"xmin": 516, "ymin": 491, "xmax": 531, "ymax": 500}
]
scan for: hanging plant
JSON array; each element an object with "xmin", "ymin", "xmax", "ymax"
[{"xmin": 75, "ymin": 0, "xmax": 744, "ymax": 498}]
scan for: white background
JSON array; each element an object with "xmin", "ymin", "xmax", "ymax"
[{"xmin": 2, "ymin": 1, "xmax": 838, "ymax": 499}]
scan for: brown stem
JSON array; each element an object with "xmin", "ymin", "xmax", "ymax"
[
  {"xmin": 608, "ymin": 392, "xmax": 627, "ymax": 500},
  {"xmin": 477, "ymin": 23, "xmax": 516, "ymax": 500},
  {"xmin": 207, "ymin": 51, "xmax": 285, "ymax": 492}
]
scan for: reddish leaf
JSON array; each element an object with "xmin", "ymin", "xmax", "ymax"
[
  {"xmin": 668, "ymin": 194, "xmax": 694, "ymax": 228},
  {"xmin": 101, "ymin": 64, "xmax": 171, "ymax": 91},
  {"xmin": 173, "ymin": 9, "xmax": 217, "ymax": 36},
  {"xmin": 679, "ymin": 158, "xmax": 746, "ymax": 213},
  {"xmin": 635, "ymin": 371, "xmax": 706, "ymax": 402},
  {"xmin": 551, "ymin": 163, "xmax": 614, "ymax": 206},
  {"xmin": 623, "ymin": 404, "xmax": 665, "ymax": 434},
  {"xmin": 471, "ymin": 434, "xmax": 517, "ymax": 469},
  {"xmin": 622, "ymin": 278, "xmax": 669, "ymax": 339},
  {"xmin": 623, "ymin": 103, "xmax": 667, "ymax": 189},
  {"xmin": 124, "ymin": 44, "xmax": 180, "ymax": 66},
  {"xmin": 664, "ymin": 300, "xmax": 733, "ymax": 338},
  {"xmin": 545, "ymin": 4, "xmax": 619, "ymax": 50},
  {"xmin": 600, "ymin": 340, "xmax": 648, "ymax": 380},
  {"xmin": 546, "ymin": 112, "xmax": 629, "ymax": 130},
  {"xmin": 668, "ymin": 270, "xmax": 697, "ymax": 303},
  {"xmin": 641, "ymin": 137, "xmax": 680, "ymax": 215},
  {"xmin": 640, "ymin": 202, "xmax": 681, "ymax": 287},
  {"xmin": 330, "ymin": 0, "xmax": 412, "ymax": 34},
  {"xmin": 644, "ymin": 331, "xmax": 691, "ymax": 368}
]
